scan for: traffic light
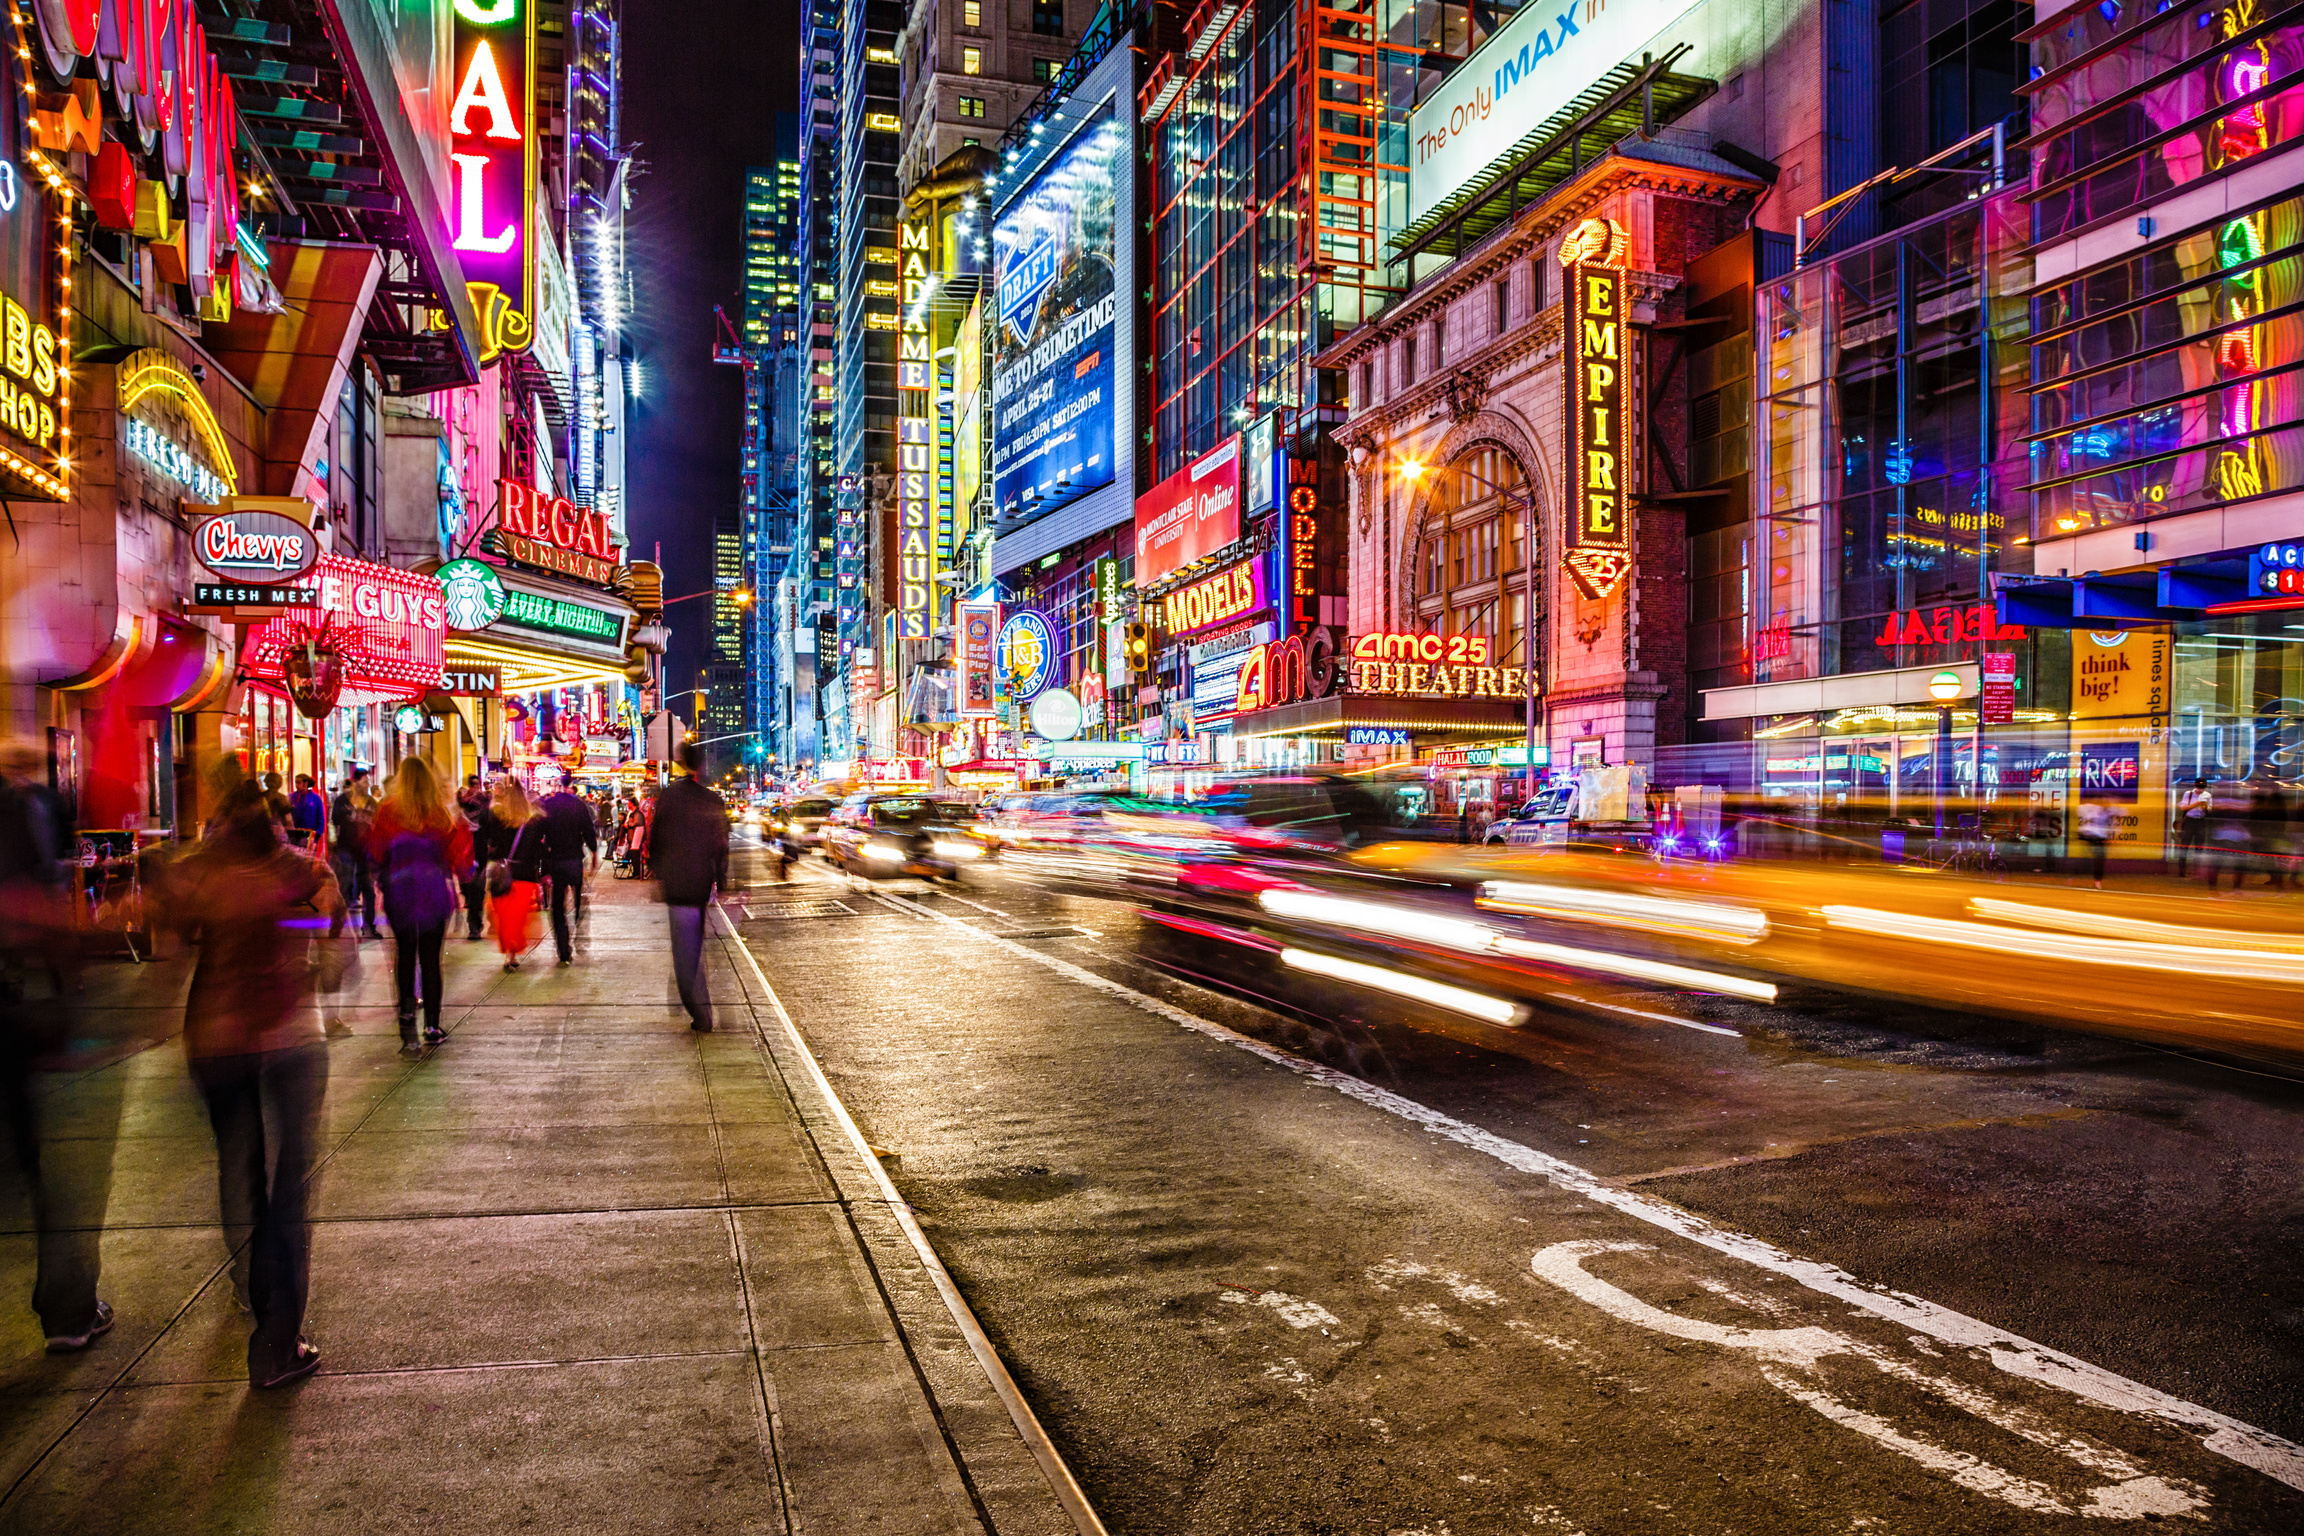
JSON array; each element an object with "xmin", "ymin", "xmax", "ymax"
[{"xmin": 1124, "ymin": 620, "xmax": 1151, "ymax": 675}]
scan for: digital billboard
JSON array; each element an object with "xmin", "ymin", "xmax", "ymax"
[{"xmin": 991, "ymin": 107, "xmax": 1121, "ymax": 521}]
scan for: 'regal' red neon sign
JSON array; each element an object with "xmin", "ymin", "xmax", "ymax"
[{"xmin": 486, "ymin": 478, "xmax": 621, "ymax": 584}]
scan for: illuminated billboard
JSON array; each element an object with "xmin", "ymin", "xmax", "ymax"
[{"xmin": 991, "ymin": 106, "xmax": 1121, "ymax": 521}]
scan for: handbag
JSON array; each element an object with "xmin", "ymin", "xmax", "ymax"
[{"xmin": 486, "ymin": 860, "xmax": 512, "ymax": 898}]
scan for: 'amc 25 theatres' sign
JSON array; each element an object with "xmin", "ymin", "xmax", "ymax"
[{"xmin": 485, "ymin": 479, "xmax": 621, "ymax": 585}]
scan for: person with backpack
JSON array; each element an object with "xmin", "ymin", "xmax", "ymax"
[
  {"xmin": 486, "ymin": 779, "xmax": 547, "ymax": 971},
  {"xmin": 366, "ymin": 760, "xmax": 473, "ymax": 1055},
  {"xmin": 329, "ymin": 767, "xmax": 380, "ymax": 939},
  {"xmin": 537, "ymin": 782, "xmax": 599, "ymax": 965}
]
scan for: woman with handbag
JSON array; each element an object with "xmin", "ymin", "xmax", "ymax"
[
  {"xmin": 487, "ymin": 780, "xmax": 547, "ymax": 970},
  {"xmin": 367, "ymin": 759, "xmax": 474, "ymax": 1055}
]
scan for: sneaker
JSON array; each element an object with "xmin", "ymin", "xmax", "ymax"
[
  {"xmin": 46, "ymin": 1300, "xmax": 114, "ymax": 1353},
  {"xmin": 254, "ymin": 1340, "xmax": 322, "ymax": 1389},
  {"xmin": 557, "ymin": 956, "xmax": 572, "ymax": 967},
  {"xmin": 689, "ymin": 1019, "xmax": 713, "ymax": 1033}
]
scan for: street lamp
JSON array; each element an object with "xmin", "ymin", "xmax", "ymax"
[{"xmin": 1928, "ymin": 669, "xmax": 1963, "ymax": 842}]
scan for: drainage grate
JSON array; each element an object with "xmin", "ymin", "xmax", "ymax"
[
  {"xmin": 1001, "ymin": 925, "xmax": 1086, "ymax": 940},
  {"xmin": 747, "ymin": 900, "xmax": 857, "ymax": 920}
]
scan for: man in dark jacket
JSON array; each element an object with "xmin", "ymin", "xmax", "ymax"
[
  {"xmin": 651, "ymin": 744, "xmax": 729, "ymax": 1031},
  {"xmin": 328, "ymin": 767, "xmax": 379, "ymax": 939},
  {"xmin": 538, "ymin": 784, "xmax": 599, "ymax": 965}
]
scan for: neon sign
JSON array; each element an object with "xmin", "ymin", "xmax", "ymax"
[
  {"xmin": 486, "ymin": 478, "xmax": 622, "ymax": 584},
  {"xmin": 1165, "ymin": 559, "xmax": 1265, "ymax": 636},
  {"xmin": 1351, "ymin": 631, "xmax": 1491, "ymax": 665},
  {"xmin": 1345, "ymin": 631, "xmax": 1526, "ymax": 699},
  {"xmin": 1874, "ymin": 604, "xmax": 2025, "ymax": 647},
  {"xmin": 1561, "ymin": 218, "xmax": 1632, "ymax": 600},
  {"xmin": 245, "ymin": 555, "xmax": 449, "ymax": 698},
  {"xmin": 897, "ymin": 218, "xmax": 933, "ymax": 641},
  {"xmin": 996, "ymin": 610, "xmax": 1056, "ymax": 700},
  {"xmin": 449, "ymin": 0, "xmax": 538, "ymax": 361}
]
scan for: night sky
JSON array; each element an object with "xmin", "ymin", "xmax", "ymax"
[{"xmin": 621, "ymin": 0, "xmax": 798, "ymax": 703}]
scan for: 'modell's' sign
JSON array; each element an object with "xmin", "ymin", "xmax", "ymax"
[{"xmin": 486, "ymin": 478, "xmax": 621, "ymax": 584}]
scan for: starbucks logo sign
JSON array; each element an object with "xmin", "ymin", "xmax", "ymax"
[{"xmin": 438, "ymin": 558, "xmax": 506, "ymax": 631}]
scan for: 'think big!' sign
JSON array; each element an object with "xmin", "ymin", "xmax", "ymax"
[
  {"xmin": 1561, "ymin": 218, "xmax": 1632, "ymax": 601},
  {"xmin": 449, "ymin": 0, "xmax": 538, "ymax": 362},
  {"xmin": 191, "ymin": 510, "xmax": 319, "ymax": 583}
]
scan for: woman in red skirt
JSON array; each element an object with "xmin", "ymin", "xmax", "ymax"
[{"xmin": 486, "ymin": 779, "xmax": 548, "ymax": 969}]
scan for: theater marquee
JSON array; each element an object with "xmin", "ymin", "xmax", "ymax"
[{"xmin": 1561, "ymin": 218, "xmax": 1632, "ymax": 601}]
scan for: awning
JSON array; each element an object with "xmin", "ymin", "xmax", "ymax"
[
  {"xmin": 1995, "ymin": 557, "xmax": 2271, "ymax": 629},
  {"xmin": 203, "ymin": 241, "xmax": 383, "ymax": 497},
  {"xmin": 1231, "ymin": 694, "xmax": 1536, "ymax": 742},
  {"xmin": 1703, "ymin": 662, "xmax": 1981, "ymax": 722}
]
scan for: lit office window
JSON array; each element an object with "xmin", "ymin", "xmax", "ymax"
[{"xmin": 963, "ymin": 46, "xmax": 981, "ymax": 74}]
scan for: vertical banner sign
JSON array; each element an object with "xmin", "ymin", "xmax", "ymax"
[
  {"xmin": 957, "ymin": 600, "xmax": 1000, "ymax": 716},
  {"xmin": 450, "ymin": 0, "xmax": 539, "ymax": 362},
  {"xmin": 898, "ymin": 218, "xmax": 934, "ymax": 641},
  {"xmin": 1287, "ymin": 483, "xmax": 1319, "ymax": 635},
  {"xmin": 1561, "ymin": 218, "xmax": 1632, "ymax": 600},
  {"xmin": 1094, "ymin": 557, "xmax": 1122, "ymax": 626},
  {"xmin": 1980, "ymin": 652, "xmax": 2016, "ymax": 726}
]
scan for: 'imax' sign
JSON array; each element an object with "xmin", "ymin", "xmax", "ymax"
[{"xmin": 1407, "ymin": 0, "xmax": 1705, "ymax": 223}]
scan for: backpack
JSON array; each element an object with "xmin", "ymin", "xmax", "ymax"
[{"xmin": 379, "ymin": 830, "xmax": 456, "ymax": 930}]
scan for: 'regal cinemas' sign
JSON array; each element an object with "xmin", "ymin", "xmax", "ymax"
[{"xmin": 29, "ymin": 0, "xmax": 243, "ymax": 300}]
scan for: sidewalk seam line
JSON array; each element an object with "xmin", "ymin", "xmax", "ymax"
[{"xmin": 716, "ymin": 904, "xmax": 1109, "ymax": 1536}]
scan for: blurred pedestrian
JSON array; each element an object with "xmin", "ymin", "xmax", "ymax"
[
  {"xmin": 2172, "ymin": 777, "xmax": 2211, "ymax": 877},
  {"xmin": 486, "ymin": 779, "xmax": 547, "ymax": 971},
  {"xmin": 651, "ymin": 744, "xmax": 728, "ymax": 1032},
  {"xmin": 2204, "ymin": 776, "xmax": 2256, "ymax": 893},
  {"xmin": 260, "ymin": 771, "xmax": 293, "ymax": 828},
  {"xmin": 455, "ymin": 775, "xmax": 490, "ymax": 941},
  {"xmin": 538, "ymin": 781, "xmax": 599, "ymax": 966},
  {"xmin": 165, "ymin": 781, "xmax": 327, "ymax": 1388},
  {"xmin": 329, "ymin": 767, "xmax": 379, "ymax": 939},
  {"xmin": 2075, "ymin": 799, "xmax": 2114, "ymax": 889},
  {"xmin": 368, "ymin": 760, "xmax": 473, "ymax": 1054},
  {"xmin": 288, "ymin": 773, "xmax": 327, "ymax": 850},
  {"xmin": 0, "ymin": 738, "xmax": 118, "ymax": 1354}
]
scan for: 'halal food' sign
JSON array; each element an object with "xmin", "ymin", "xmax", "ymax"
[{"xmin": 1561, "ymin": 218, "xmax": 1632, "ymax": 601}]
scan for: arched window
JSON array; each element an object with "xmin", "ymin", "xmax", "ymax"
[{"xmin": 1412, "ymin": 448, "xmax": 1535, "ymax": 667}]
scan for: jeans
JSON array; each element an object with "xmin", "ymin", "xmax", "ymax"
[
  {"xmin": 330, "ymin": 851, "xmax": 376, "ymax": 934},
  {"xmin": 0, "ymin": 1019, "xmax": 120, "ymax": 1338},
  {"xmin": 547, "ymin": 860, "xmax": 586, "ymax": 960},
  {"xmin": 460, "ymin": 874, "xmax": 487, "ymax": 938},
  {"xmin": 391, "ymin": 922, "xmax": 447, "ymax": 1029},
  {"xmin": 191, "ymin": 1043, "xmax": 325, "ymax": 1382},
  {"xmin": 667, "ymin": 904, "xmax": 712, "ymax": 1028}
]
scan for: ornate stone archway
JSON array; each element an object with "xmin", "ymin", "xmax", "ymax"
[{"xmin": 1394, "ymin": 406, "xmax": 1554, "ymax": 639}]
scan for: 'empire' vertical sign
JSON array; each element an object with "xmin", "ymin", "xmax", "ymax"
[
  {"xmin": 897, "ymin": 218, "xmax": 934, "ymax": 641},
  {"xmin": 1560, "ymin": 218, "xmax": 1632, "ymax": 600},
  {"xmin": 450, "ymin": 0, "xmax": 539, "ymax": 362}
]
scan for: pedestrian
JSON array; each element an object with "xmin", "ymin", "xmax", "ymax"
[
  {"xmin": 367, "ymin": 759, "xmax": 473, "ymax": 1055},
  {"xmin": 650, "ymin": 743, "xmax": 729, "ymax": 1032},
  {"xmin": 2204, "ymin": 776, "xmax": 2256, "ymax": 893},
  {"xmin": 329, "ymin": 767, "xmax": 380, "ymax": 939},
  {"xmin": 2075, "ymin": 798, "xmax": 2114, "ymax": 889},
  {"xmin": 260, "ymin": 770, "xmax": 293, "ymax": 828},
  {"xmin": 2172, "ymin": 777, "xmax": 2211, "ymax": 877},
  {"xmin": 288, "ymin": 773, "xmax": 327, "ymax": 851},
  {"xmin": 455, "ymin": 775, "xmax": 490, "ymax": 941},
  {"xmin": 0, "ymin": 738, "xmax": 119, "ymax": 1354},
  {"xmin": 486, "ymin": 779, "xmax": 547, "ymax": 971},
  {"xmin": 164, "ymin": 780, "xmax": 328, "ymax": 1388},
  {"xmin": 537, "ymin": 779, "xmax": 600, "ymax": 966}
]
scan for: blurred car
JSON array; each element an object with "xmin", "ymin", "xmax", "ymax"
[
  {"xmin": 822, "ymin": 793, "xmax": 981, "ymax": 881},
  {"xmin": 770, "ymin": 796, "xmax": 836, "ymax": 852},
  {"xmin": 1484, "ymin": 785, "xmax": 1575, "ymax": 847}
]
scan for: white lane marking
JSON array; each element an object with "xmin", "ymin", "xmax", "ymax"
[
  {"xmin": 1570, "ymin": 996, "xmax": 1741, "ymax": 1038},
  {"xmin": 711, "ymin": 907, "xmax": 1109, "ymax": 1536},
  {"xmin": 1218, "ymin": 1287, "xmax": 1338, "ymax": 1329},
  {"xmin": 1530, "ymin": 1242, "xmax": 2204, "ymax": 1519},
  {"xmin": 892, "ymin": 896, "xmax": 2304, "ymax": 1494},
  {"xmin": 1366, "ymin": 1258, "xmax": 1506, "ymax": 1306}
]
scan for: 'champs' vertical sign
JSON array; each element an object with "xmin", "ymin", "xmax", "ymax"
[
  {"xmin": 450, "ymin": 0, "xmax": 539, "ymax": 362},
  {"xmin": 897, "ymin": 218, "xmax": 935, "ymax": 641},
  {"xmin": 1561, "ymin": 218, "xmax": 1632, "ymax": 600}
]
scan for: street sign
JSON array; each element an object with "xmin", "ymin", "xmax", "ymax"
[{"xmin": 1980, "ymin": 652, "xmax": 2016, "ymax": 725}]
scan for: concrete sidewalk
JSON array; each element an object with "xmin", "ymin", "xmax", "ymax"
[{"xmin": 0, "ymin": 869, "xmax": 1080, "ymax": 1535}]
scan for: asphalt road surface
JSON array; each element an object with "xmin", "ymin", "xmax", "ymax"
[{"xmin": 721, "ymin": 842, "xmax": 2304, "ymax": 1534}]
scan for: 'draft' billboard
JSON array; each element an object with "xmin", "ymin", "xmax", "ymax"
[{"xmin": 991, "ymin": 107, "xmax": 1122, "ymax": 521}]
